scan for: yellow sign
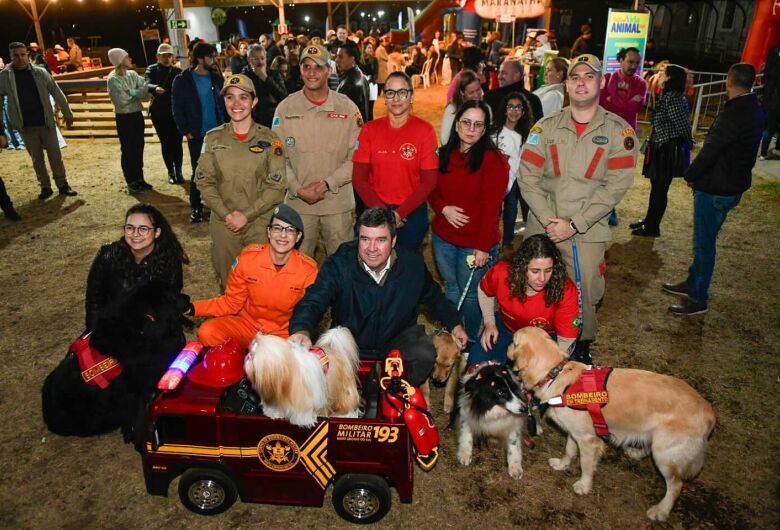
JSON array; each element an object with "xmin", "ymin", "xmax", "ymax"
[{"xmin": 564, "ymin": 390, "xmax": 609, "ymax": 407}]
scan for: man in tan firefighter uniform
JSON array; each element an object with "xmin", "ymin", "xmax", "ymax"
[
  {"xmin": 197, "ymin": 73, "xmax": 286, "ymax": 286},
  {"xmin": 519, "ymin": 54, "xmax": 638, "ymax": 363},
  {"xmin": 272, "ymin": 43, "xmax": 361, "ymax": 257}
]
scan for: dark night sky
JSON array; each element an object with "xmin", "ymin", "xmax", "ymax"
[{"xmin": 0, "ymin": 1, "xmax": 426, "ymax": 63}]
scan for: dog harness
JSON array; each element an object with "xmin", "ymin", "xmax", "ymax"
[
  {"xmin": 547, "ymin": 365, "xmax": 614, "ymax": 441},
  {"xmin": 309, "ymin": 346, "xmax": 330, "ymax": 374},
  {"xmin": 71, "ymin": 332, "xmax": 123, "ymax": 389}
]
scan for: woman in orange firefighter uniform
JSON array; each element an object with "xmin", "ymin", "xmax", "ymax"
[{"xmin": 191, "ymin": 204, "xmax": 318, "ymax": 348}]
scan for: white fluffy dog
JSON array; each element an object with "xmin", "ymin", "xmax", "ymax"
[{"xmin": 245, "ymin": 327, "xmax": 361, "ymax": 427}]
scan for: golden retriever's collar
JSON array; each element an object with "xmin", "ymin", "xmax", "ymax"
[
  {"xmin": 532, "ymin": 358, "xmax": 569, "ymax": 390},
  {"xmin": 309, "ymin": 346, "xmax": 330, "ymax": 373}
]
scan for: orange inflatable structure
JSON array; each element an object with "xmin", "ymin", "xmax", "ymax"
[{"xmin": 742, "ymin": 0, "xmax": 780, "ymax": 69}]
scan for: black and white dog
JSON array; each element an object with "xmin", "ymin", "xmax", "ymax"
[{"xmin": 457, "ymin": 362, "xmax": 528, "ymax": 479}]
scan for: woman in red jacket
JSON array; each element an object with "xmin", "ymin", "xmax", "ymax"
[{"xmin": 429, "ymin": 100, "xmax": 508, "ymax": 341}]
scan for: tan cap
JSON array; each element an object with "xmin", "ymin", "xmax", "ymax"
[
  {"xmin": 300, "ymin": 43, "xmax": 329, "ymax": 67},
  {"xmin": 568, "ymin": 54, "xmax": 602, "ymax": 75},
  {"xmin": 221, "ymin": 73, "xmax": 256, "ymax": 96},
  {"xmin": 156, "ymin": 43, "xmax": 174, "ymax": 55}
]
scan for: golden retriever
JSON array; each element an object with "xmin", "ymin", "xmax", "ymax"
[
  {"xmin": 426, "ymin": 330, "xmax": 466, "ymax": 414},
  {"xmin": 507, "ymin": 327, "xmax": 716, "ymax": 522}
]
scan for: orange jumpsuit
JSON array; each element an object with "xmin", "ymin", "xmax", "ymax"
[{"xmin": 194, "ymin": 243, "xmax": 318, "ymax": 349}]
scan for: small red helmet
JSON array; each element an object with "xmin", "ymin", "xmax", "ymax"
[{"xmin": 188, "ymin": 337, "xmax": 246, "ymax": 388}]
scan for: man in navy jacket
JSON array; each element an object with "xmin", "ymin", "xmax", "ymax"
[
  {"xmin": 662, "ymin": 63, "xmax": 765, "ymax": 315},
  {"xmin": 289, "ymin": 208, "xmax": 468, "ymax": 386},
  {"xmin": 172, "ymin": 42, "xmax": 227, "ymax": 223}
]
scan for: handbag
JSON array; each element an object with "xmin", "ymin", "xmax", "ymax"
[{"xmin": 71, "ymin": 332, "xmax": 123, "ymax": 389}]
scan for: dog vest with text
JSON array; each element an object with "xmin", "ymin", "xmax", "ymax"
[{"xmin": 548, "ymin": 366, "xmax": 613, "ymax": 440}]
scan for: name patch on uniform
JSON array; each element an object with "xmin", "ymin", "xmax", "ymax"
[
  {"xmin": 272, "ymin": 116, "xmax": 280, "ymax": 127},
  {"xmin": 285, "ymin": 136, "xmax": 295, "ymax": 147},
  {"xmin": 527, "ymin": 133, "xmax": 540, "ymax": 146},
  {"xmin": 249, "ymin": 145, "xmax": 264, "ymax": 153},
  {"xmin": 621, "ymin": 127, "xmax": 635, "ymax": 137},
  {"xmin": 327, "ymin": 112, "xmax": 349, "ymax": 119},
  {"xmin": 592, "ymin": 136, "xmax": 609, "ymax": 145},
  {"xmin": 399, "ymin": 143, "xmax": 417, "ymax": 160},
  {"xmin": 530, "ymin": 126, "xmax": 543, "ymax": 134},
  {"xmin": 624, "ymin": 137, "xmax": 635, "ymax": 150}
]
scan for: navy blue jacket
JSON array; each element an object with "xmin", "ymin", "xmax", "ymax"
[
  {"xmin": 289, "ymin": 240, "xmax": 460, "ymax": 356},
  {"xmin": 684, "ymin": 92, "xmax": 765, "ymax": 196},
  {"xmin": 171, "ymin": 68, "xmax": 227, "ymax": 138}
]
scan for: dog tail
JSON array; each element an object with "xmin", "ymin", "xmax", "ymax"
[{"xmin": 316, "ymin": 327, "xmax": 360, "ymax": 372}]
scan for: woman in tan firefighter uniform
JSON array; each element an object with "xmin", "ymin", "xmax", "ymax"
[{"xmin": 196, "ymin": 73, "xmax": 287, "ymax": 286}]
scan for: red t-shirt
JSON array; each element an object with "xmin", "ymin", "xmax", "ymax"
[
  {"xmin": 352, "ymin": 115, "xmax": 439, "ymax": 205},
  {"xmin": 429, "ymin": 149, "xmax": 509, "ymax": 252},
  {"xmin": 480, "ymin": 261, "xmax": 580, "ymax": 338}
]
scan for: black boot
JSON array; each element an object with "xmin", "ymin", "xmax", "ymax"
[
  {"xmin": 167, "ymin": 167, "xmax": 176, "ymax": 185},
  {"xmin": 570, "ymin": 340, "xmax": 593, "ymax": 365},
  {"xmin": 190, "ymin": 207, "xmax": 203, "ymax": 223},
  {"xmin": 0, "ymin": 177, "xmax": 21, "ymax": 221},
  {"xmin": 175, "ymin": 166, "xmax": 185, "ymax": 184}
]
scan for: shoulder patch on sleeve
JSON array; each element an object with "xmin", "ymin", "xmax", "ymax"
[
  {"xmin": 621, "ymin": 127, "xmax": 635, "ymax": 137},
  {"xmin": 272, "ymin": 116, "xmax": 281, "ymax": 127},
  {"xmin": 530, "ymin": 126, "xmax": 543, "ymax": 134},
  {"xmin": 527, "ymin": 133, "xmax": 540, "ymax": 146}
]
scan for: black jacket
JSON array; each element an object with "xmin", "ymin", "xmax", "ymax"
[
  {"xmin": 85, "ymin": 241, "xmax": 183, "ymax": 331},
  {"xmin": 289, "ymin": 240, "xmax": 460, "ymax": 356},
  {"xmin": 485, "ymin": 80, "xmax": 544, "ymax": 124},
  {"xmin": 337, "ymin": 66, "xmax": 370, "ymax": 122},
  {"xmin": 684, "ymin": 93, "xmax": 765, "ymax": 196},
  {"xmin": 145, "ymin": 62, "xmax": 182, "ymax": 117},
  {"xmin": 171, "ymin": 68, "xmax": 227, "ymax": 138},
  {"xmin": 241, "ymin": 65, "xmax": 288, "ymax": 128}
]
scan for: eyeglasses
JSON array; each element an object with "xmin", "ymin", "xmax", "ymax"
[
  {"xmin": 124, "ymin": 224, "xmax": 154, "ymax": 236},
  {"xmin": 506, "ymin": 104, "xmax": 524, "ymax": 112},
  {"xmin": 458, "ymin": 118, "xmax": 485, "ymax": 131},
  {"xmin": 269, "ymin": 224, "xmax": 299, "ymax": 235},
  {"xmin": 384, "ymin": 89, "xmax": 411, "ymax": 100}
]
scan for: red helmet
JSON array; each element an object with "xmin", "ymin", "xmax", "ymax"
[{"xmin": 188, "ymin": 337, "xmax": 246, "ymax": 388}]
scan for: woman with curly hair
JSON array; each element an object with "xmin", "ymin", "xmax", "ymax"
[
  {"xmin": 85, "ymin": 203, "xmax": 189, "ymax": 331},
  {"xmin": 469, "ymin": 234, "xmax": 579, "ymax": 366}
]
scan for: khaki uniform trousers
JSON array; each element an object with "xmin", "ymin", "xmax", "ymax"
[
  {"xmin": 557, "ymin": 238, "xmax": 606, "ymax": 343},
  {"xmin": 19, "ymin": 126, "xmax": 67, "ymax": 190},
  {"xmin": 298, "ymin": 211, "xmax": 353, "ymax": 257},
  {"xmin": 197, "ymin": 315, "xmax": 259, "ymax": 350},
  {"xmin": 209, "ymin": 217, "xmax": 268, "ymax": 288}
]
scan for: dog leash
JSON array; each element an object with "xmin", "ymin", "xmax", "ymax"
[
  {"xmin": 456, "ymin": 254, "xmax": 478, "ymax": 312},
  {"xmin": 571, "ymin": 236, "xmax": 584, "ymax": 342}
]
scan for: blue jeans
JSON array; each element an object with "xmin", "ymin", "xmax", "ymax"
[
  {"xmin": 760, "ymin": 107, "xmax": 780, "ymax": 156},
  {"xmin": 685, "ymin": 191, "xmax": 741, "ymax": 304},
  {"xmin": 502, "ymin": 181, "xmax": 528, "ymax": 247},
  {"xmin": 468, "ymin": 314, "xmax": 513, "ymax": 366},
  {"xmin": 431, "ymin": 233, "xmax": 497, "ymax": 342},
  {"xmin": 390, "ymin": 203, "xmax": 429, "ymax": 251}
]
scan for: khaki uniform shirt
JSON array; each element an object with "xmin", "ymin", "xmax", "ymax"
[
  {"xmin": 272, "ymin": 89, "xmax": 361, "ymax": 215},
  {"xmin": 196, "ymin": 122, "xmax": 286, "ymax": 224},
  {"xmin": 519, "ymin": 106, "xmax": 638, "ymax": 243}
]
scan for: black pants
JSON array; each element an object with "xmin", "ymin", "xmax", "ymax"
[
  {"xmin": 0, "ymin": 177, "xmax": 15, "ymax": 214},
  {"xmin": 115, "ymin": 112, "xmax": 145, "ymax": 186},
  {"xmin": 643, "ymin": 173, "xmax": 674, "ymax": 232},
  {"xmin": 366, "ymin": 325, "xmax": 436, "ymax": 387},
  {"xmin": 187, "ymin": 136, "xmax": 204, "ymax": 210},
  {"xmin": 150, "ymin": 110, "xmax": 183, "ymax": 174}
]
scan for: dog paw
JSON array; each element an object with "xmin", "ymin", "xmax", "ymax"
[
  {"xmin": 457, "ymin": 450, "xmax": 472, "ymax": 467},
  {"xmin": 549, "ymin": 457, "xmax": 569, "ymax": 471},
  {"xmin": 508, "ymin": 462, "xmax": 524, "ymax": 480},
  {"xmin": 646, "ymin": 504, "xmax": 670, "ymax": 522},
  {"xmin": 572, "ymin": 479, "xmax": 591, "ymax": 495}
]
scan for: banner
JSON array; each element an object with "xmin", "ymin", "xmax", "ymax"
[
  {"xmin": 602, "ymin": 9, "xmax": 650, "ymax": 74},
  {"xmin": 473, "ymin": 0, "xmax": 546, "ymax": 20}
]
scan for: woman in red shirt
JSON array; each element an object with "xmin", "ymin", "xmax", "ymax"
[
  {"xmin": 429, "ymin": 100, "xmax": 508, "ymax": 341},
  {"xmin": 470, "ymin": 234, "xmax": 580, "ymax": 366}
]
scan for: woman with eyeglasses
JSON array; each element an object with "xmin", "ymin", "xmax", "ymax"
[
  {"xmin": 440, "ymin": 69, "xmax": 482, "ymax": 144},
  {"xmin": 493, "ymin": 91, "xmax": 533, "ymax": 253},
  {"xmin": 189, "ymin": 204, "xmax": 318, "ymax": 349},
  {"xmin": 429, "ymin": 100, "xmax": 509, "ymax": 342},
  {"xmin": 85, "ymin": 203, "xmax": 188, "ymax": 332},
  {"xmin": 352, "ymin": 71, "xmax": 439, "ymax": 251}
]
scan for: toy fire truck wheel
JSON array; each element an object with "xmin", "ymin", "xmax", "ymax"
[
  {"xmin": 332, "ymin": 474, "xmax": 391, "ymax": 524},
  {"xmin": 178, "ymin": 468, "xmax": 238, "ymax": 515}
]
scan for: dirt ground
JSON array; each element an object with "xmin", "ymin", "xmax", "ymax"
[{"xmin": 1, "ymin": 84, "xmax": 779, "ymax": 529}]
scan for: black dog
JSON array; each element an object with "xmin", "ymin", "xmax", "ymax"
[
  {"xmin": 457, "ymin": 363, "xmax": 528, "ymax": 479},
  {"xmin": 42, "ymin": 282, "xmax": 189, "ymax": 439}
]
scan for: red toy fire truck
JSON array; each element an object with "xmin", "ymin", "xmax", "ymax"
[{"xmin": 139, "ymin": 341, "xmax": 439, "ymax": 524}]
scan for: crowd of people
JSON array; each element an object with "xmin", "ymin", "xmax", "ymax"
[{"xmin": 0, "ymin": 24, "xmax": 769, "ymax": 380}]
